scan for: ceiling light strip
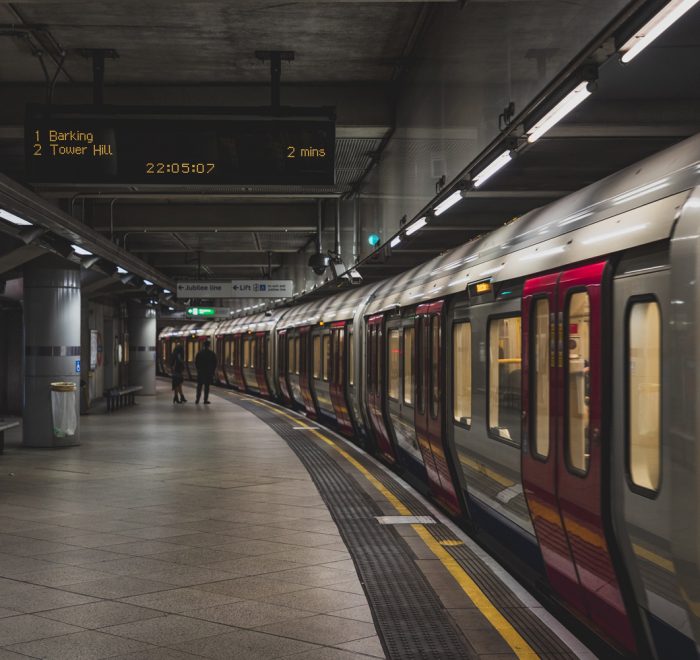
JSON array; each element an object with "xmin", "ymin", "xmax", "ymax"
[{"xmin": 526, "ymin": 82, "xmax": 592, "ymax": 143}]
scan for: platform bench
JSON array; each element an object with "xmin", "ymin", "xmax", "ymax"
[
  {"xmin": 105, "ymin": 386, "xmax": 143, "ymax": 412},
  {"xmin": 0, "ymin": 421, "xmax": 20, "ymax": 453}
]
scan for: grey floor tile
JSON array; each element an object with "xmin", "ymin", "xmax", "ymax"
[
  {"xmin": 256, "ymin": 614, "xmax": 377, "ymax": 646},
  {"xmin": 186, "ymin": 599, "xmax": 313, "ymax": 629},
  {"xmin": 83, "ymin": 556, "xmax": 173, "ymax": 577},
  {"xmin": 99, "ymin": 540, "xmax": 186, "ymax": 556},
  {"xmin": 0, "ymin": 609, "xmax": 19, "ymax": 619},
  {"xmin": 0, "ymin": 649, "xmax": 34, "ymax": 659},
  {"xmin": 38, "ymin": 600, "xmax": 164, "ymax": 629},
  {"xmin": 60, "ymin": 576, "xmax": 173, "ymax": 599},
  {"xmin": 273, "ymin": 566, "xmax": 359, "ymax": 588},
  {"xmin": 36, "ymin": 548, "xmax": 132, "ymax": 566},
  {"xmin": 336, "ymin": 635, "xmax": 386, "ymax": 658},
  {"xmin": 262, "ymin": 587, "xmax": 367, "ymax": 614},
  {"xmin": 197, "ymin": 576, "xmax": 310, "ymax": 599},
  {"xmin": 14, "ymin": 564, "xmax": 115, "ymax": 588},
  {"xmin": 165, "ymin": 533, "xmax": 240, "ymax": 548},
  {"xmin": 210, "ymin": 539, "xmax": 307, "ymax": 557},
  {"xmin": 328, "ymin": 604, "xmax": 374, "ymax": 623},
  {"xmin": 324, "ymin": 578, "xmax": 366, "ymax": 596},
  {"xmin": 101, "ymin": 614, "xmax": 232, "ymax": 646},
  {"xmin": 0, "ymin": 553, "xmax": 61, "ymax": 579},
  {"xmin": 171, "ymin": 627, "xmax": 319, "ymax": 660},
  {"xmin": 204, "ymin": 556, "xmax": 306, "ymax": 578},
  {"xmin": 7, "ymin": 630, "xmax": 149, "ymax": 659},
  {"xmin": 0, "ymin": 613, "xmax": 83, "ymax": 646},
  {"xmin": 263, "ymin": 547, "xmax": 351, "ymax": 567},
  {"xmin": 320, "ymin": 559, "xmax": 356, "ymax": 573},
  {"xmin": 106, "ymin": 649, "xmax": 204, "ymax": 660},
  {"xmin": 121, "ymin": 527, "xmax": 194, "ymax": 540},
  {"xmin": 0, "ymin": 583, "xmax": 97, "ymax": 613},
  {"xmin": 0, "ymin": 539, "xmax": 82, "ymax": 557},
  {"xmin": 121, "ymin": 587, "xmax": 242, "ymax": 613},
  {"xmin": 148, "ymin": 547, "xmax": 244, "ymax": 566},
  {"xmin": 60, "ymin": 532, "xmax": 138, "ymax": 548},
  {"xmin": 286, "ymin": 647, "xmax": 376, "ymax": 660}
]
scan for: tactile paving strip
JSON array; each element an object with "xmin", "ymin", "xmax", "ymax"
[{"xmin": 237, "ymin": 400, "xmax": 476, "ymax": 660}]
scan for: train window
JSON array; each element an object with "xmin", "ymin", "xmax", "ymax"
[
  {"xmin": 243, "ymin": 338, "xmax": 249, "ymax": 368},
  {"xmin": 295, "ymin": 336, "xmax": 301, "ymax": 375},
  {"xmin": 532, "ymin": 299, "xmax": 550, "ymax": 459},
  {"xmin": 313, "ymin": 335, "xmax": 321, "ymax": 379},
  {"xmin": 430, "ymin": 316, "xmax": 440, "ymax": 419},
  {"xmin": 403, "ymin": 327, "xmax": 414, "ymax": 405},
  {"xmin": 348, "ymin": 328, "xmax": 354, "ymax": 386},
  {"xmin": 416, "ymin": 321, "xmax": 425, "ymax": 415},
  {"xmin": 377, "ymin": 325, "xmax": 384, "ymax": 392},
  {"xmin": 224, "ymin": 340, "xmax": 231, "ymax": 366},
  {"xmin": 337, "ymin": 330, "xmax": 345, "ymax": 383},
  {"xmin": 267, "ymin": 335, "xmax": 271, "ymax": 371},
  {"xmin": 628, "ymin": 301, "xmax": 661, "ymax": 493},
  {"xmin": 566, "ymin": 292, "xmax": 590, "ymax": 475},
  {"xmin": 250, "ymin": 337, "xmax": 256, "ymax": 369},
  {"xmin": 453, "ymin": 321, "xmax": 472, "ymax": 426},
  {"xmin": 488, "ymin": 316, "xmax": 522, "ymax": 443},
  {"xmin": 388, "ymin": 329, "xmax": 400, "ymax": 400},
  {"xmin": 322, "ymin": 335, "xmax": 330, "ymax": 382},
  {"xmin": 287, "ymin": 336, "xmax": 294, "ymax": 374}
]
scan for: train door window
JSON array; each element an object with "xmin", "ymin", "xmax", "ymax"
[
  {"xmin": 377, "ymin": 325, "xmax": 384, "ymax": 392},
  {"xmin": 403, "ymin": 327, "xmax": 414, "ymax": 405},
  {"xmin": 243, "ymin": 338, "xmax": 249, "ymax": 368},
  {"xmin": 287, "ymin": 336, "xmax": 294, "ymax": 374},
  {"xmin": 295, "ymin": 336, "xmax": 301, "ymax": 375},
  {"xmin": 627, "ymin": 300, "xmax": 661, "ymax": 493},
  {"xmin": 453, "ymin": 321, "xmax": 472, "ymax": 426},
  {"xmin": 266, "ymin": 335, "xmax": 271, "ymax": 371},
  {"xmin": 313, "ymin": 335, "xmax": 321, "ymax": 379},
  {"xmin": 250, "ymin": 337, "xmax": 256, "ymax": 369},
  {"xmin": 416, "ymin": 321, "xmax": 424, "ymax": 414},
  {"xmin": 224, "ymin": 340, "xmax": 231, "ymax": 366},
  {"xmin": 488, "ymin": 316, "xmax": 522, "ymax": 443},
  {"xmin": 566, "ymin": 292, "xmax": 591, "ymax": 474},
  {"xmin": 322, "ymin": 334, "xmax": 330, "ymax": 382},
  {"xmin": 388, "ymin": 329, "xmax": 400, "ymax": 400},
  {"xmin": 532, "ymin": 299, "xmax": 550, "ymax": 459},
  {"xmin": 348, "ymin": 328, "xmax": 354, "ymax": 386},
  {"xmin": 430, "ymin": 316, "xmax": 440, "ymax": 419},
  {"xmin": 337, "ymin": 329, "xmax": 345, "ymax": 383},
  {"xmin": 187, "ymin": 341, "xmax": 193, "ymax": 363}
]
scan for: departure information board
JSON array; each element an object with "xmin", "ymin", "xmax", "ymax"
[{"xmin": 25, "ymin": 105, "xmax": 335, "ymax": 186}]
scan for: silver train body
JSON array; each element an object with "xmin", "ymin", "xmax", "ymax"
[{"xmin": 159, "ymin": 133, "xmax": 700, "ymax": 657}]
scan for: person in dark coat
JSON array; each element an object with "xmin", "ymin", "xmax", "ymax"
[
  {"xmin": 170, "ymin": 344, "xmax": 187, "ymax": 404},
  {"xmin": 195, "ymin": 340, "xmax": 217, "ymax": 404}
]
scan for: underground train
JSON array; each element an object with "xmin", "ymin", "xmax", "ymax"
[{"xmin": 158, "ymin": 132, "xmax": 700, "ymax": 658}]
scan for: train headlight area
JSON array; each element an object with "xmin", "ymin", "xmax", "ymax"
[{"xmin": 2, "ymin": 0, "xmax": 700, "ymax": 658}]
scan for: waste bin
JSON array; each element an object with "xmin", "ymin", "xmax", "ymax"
[{"xmin": 50, "ymin": 382, "xmax": 78, "ymax": 438}]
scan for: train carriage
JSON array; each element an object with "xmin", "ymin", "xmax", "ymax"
[{"xmin": 158, "ymin": 133, "xmax": 700, "ymax": 658}]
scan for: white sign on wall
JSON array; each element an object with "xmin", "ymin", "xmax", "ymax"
[
  {"xmin": 176, "ymin": 282, "xmax": 234, "ymax": 298},
  {"xmin": 230, "ymin": 280, "xmax": 293, "ymax": 298}
]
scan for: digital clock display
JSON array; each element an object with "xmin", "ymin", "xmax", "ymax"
[{"xmin": 25, "ymin": 105, "xmax": 335, "ymax": 186}]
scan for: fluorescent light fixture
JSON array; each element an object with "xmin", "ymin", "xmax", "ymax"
[
  {"xmin": 163, "ymin": 288, "xmax": 171, "ymax": 294},
  {"xmin": 473, "ymin": 151, "xmax": 513, "ymax": 188},
  {"xmin": 71, "ymin": 244, "xmax": 92, "ymax": 256},
  {"xmin": 406, "ymin": 216, "xmax": 428, "ymax": 236},
  {"xmin": 434, "ymin": 191, "xmax": 463, "ymax": 216},
  {"xmin": 390, "ymin": 236, "xmax": 402, "ymax": 248},
  {"xmin": 0, "ymin": 209, "xmax": 32, "ymax": 226},
  {"xmin": 526, "ymin": 82, "xmax": 592, "ymax": 143},
  {"xmin": 620, "ymin": 0, "xmax": 700, "ymax": 63},
  {"xmin": 168, "ymin": 306, "xmax": 174, "ymax": 311},
  {"xmin": 117, "ymin": 266, "xmax": 128, "ymax": 274},
  {"xmin": 143, "ymin": 279, "xmax": 154, "ymax": 286}
]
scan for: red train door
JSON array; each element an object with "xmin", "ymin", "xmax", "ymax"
[
  {"xmin": 329, "ymin": 322, "xmax": 353, "ymax": 436},
  {"xmin": 522, "ymin": 261, "xmax": 637, "ymax": 654},
  {"xmin": 255, "ymin": 332, "xmax": 270, "ymax": 397},
  {"xmin": 299, "ymin": 326, "xmax": 317, "ymax": 418},
  {"xmin": 414, "ymin": 302, "xmax": 461, "ymax": 515},
  {"xmin": 367, "ymin": 315, "xmax": 396, "ymax": 464}
]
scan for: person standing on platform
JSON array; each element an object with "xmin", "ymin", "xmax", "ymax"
[
  {"xmin": 195, "ymin": 340, "xmax": 217, "ymax": 404},
  {"xmin": 170, "ymin": 344, "xmax": 187, "ymax": 404}
]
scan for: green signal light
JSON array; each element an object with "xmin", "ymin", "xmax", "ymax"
[{"xmin": 368, "ymin": 233, "xmax": 380, "ymax": 247}]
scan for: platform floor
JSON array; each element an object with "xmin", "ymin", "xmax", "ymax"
[{"xmin": 0, "ymin": 383, "xmax": 589, "ymax": 659}]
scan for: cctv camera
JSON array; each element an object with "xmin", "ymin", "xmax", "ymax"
[{"xmin": 308, "ymin": 253, "xmax": 330, "ymax": 276}]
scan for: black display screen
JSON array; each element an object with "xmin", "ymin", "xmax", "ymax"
[{"xmin": 25, "ymin": 105, "xmax": 335, "ymax": 186}]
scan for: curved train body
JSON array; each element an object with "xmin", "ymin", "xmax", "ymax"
[{"xmin": 159, "ymin": 133, "xmax": 700, "ymax": 657}]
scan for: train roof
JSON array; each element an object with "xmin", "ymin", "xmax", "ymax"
[{"xmin": 364, "ymin": 131, "xmax": 700, "ymax": 314}]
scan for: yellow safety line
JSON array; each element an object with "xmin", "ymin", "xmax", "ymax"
[{"xmin": 240, "ymin": 395, "xmax": 538, "ymax": 659}]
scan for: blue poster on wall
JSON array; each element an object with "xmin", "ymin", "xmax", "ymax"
[{"xmin": 75, "ymin": 359, "xmax": 81, "ymax": 374}]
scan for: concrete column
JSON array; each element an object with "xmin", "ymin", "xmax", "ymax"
[
  {"xmin": 23, "ymin": 255, "xmax": 81, "ymax": 448},
  {"xmin": 128, "ymin": 302, "xmax": 156, "ymax": 394}
]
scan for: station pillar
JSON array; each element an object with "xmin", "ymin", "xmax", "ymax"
[
  {"xmin": 128, "ymin": 302, "xmax": 156, "ymax": 394},
  {"xmin": 23, "ymin": 255, "xmax": 81, "ymax": 448}
]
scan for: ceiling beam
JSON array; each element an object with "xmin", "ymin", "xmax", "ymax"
[
  {"xmin": 149, "ymin": 253, "xmax": 284, "ymax": 267},
  {"xmin": 0, "ymin": 244, "xmax": 45, "ymax": 275}
]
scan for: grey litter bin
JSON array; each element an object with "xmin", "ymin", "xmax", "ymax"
[{"xmin": 51, "ymin": 382, "xmax": 78, "ymax": 440}]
